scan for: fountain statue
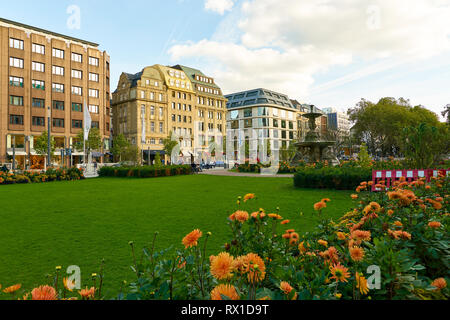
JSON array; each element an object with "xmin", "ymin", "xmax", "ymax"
[{"xmin": 290, "ymin": 105, "xmax": 339, "ymax": 165}]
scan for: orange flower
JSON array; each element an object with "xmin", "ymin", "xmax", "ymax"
[
  {"xmin": 3, "ymin": 284, "xmax": 21, "ymax": 294},
  {"xmin": 321, "ymin": 198, "xmax": 331, "ymax": 203},
  {"xmin": 428, "ymin": 221, "xmax": 442, "ymax": 229},
  {"xmin": 210, "ymin": 252, "xmax": 235, "ymax": 280},
  {"xmin": 356, "ymin": 272, "xmax": 370, "ymax": 295},
  {"xmin": 211, "ymin": 284, "xmax": 240, "ymax": 300},
  {"xmin": 431, "ymin": 278, "xmax": 447, "ymax": 291},
  {"xmin": 330, "ymin": 263, "xmax": 350, "ymax": 283},
  {"xmin": 393, "ymin": 221, "xmax": 403, "ymax": 228},
  {"xmin": 351, "ymin": 194, "xmax": 359, "ymax": 200},
  {"xmin": 351, "ymin": 230, "xmax": 371, "ymax": 242},
  {"xmin": 78, "ymin": 287, "xmax": 95, "ymax": 300},
  {"xmin": 318, "ymin": 240, "xmax": 328, "ymax": 247},
  {"xmin": 298, "ymin": 241, "xmax": 308, "ymax": 254},
  {"xmin": 387, "ymin": 209, "xmax": 394, "ymax": 216},
  {"xmin": 314, "ymin": 201, "xmax": 327, "ymax": 211},
  {"xmin": 243, "ymin": 193, "xmax": 256, "ymax": 202},
  {"xmin": 234, "ymin": 211, "xmax": 249, "ymax": 223},
  {"xmin": 31, "ymin": 286, "xmax": 57, "ymax": 300},
  {"xmin": 289, "ymin": 233, "xmax": 299, "ymax": 245},
  {"xmin": 280, "ymin": 281, "xmax": 297, "ymax": 300},
  {"xmin": 63, "ymin": 277, "xmax": 76, "ymax": 292},
  {"xmin": 268, "ymin": 214, "xmax": 283, "ymax": 220},
  {"xmin": 242, "ymin": 253, "xmax": 266, "ymax": 283},
  {"xmin": 182, "ymin": 229, "xmax": 203, "ymax": 248},
  {"xmin": 336, "ymin": 232, "xmax": 347, "ymax": 240},
  {"xmin": 349, "ymin": 246, "xmax": 365, "ymax": 262},
  {"xmin": 281, "ymin": 220, "xmax": 290, "ymax": 225}
]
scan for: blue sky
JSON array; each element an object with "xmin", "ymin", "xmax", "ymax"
[{"xmin": 1, "ymin": 0, "xmax": 449, "ymax": 118}]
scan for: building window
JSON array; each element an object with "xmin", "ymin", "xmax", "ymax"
[
  {"xmin": 89, "ymin": 56, "xmax": 99, "ymax": 66},
  {"xmin": 89, "ymin": 89, "xmax": 99, "ymax": 98},
  {"xmin": 150, "ymin": 106, "xmax": 155, "ymax": 116},
  {"xmin": 32, "ymin": 61, "xmax": 45, "ymax": 72},
  {"xmin": 53, "ymin": 100, "xmax": 65, "ymax": 110},
  {"xmin": 72, "ymin": 69, "xmax": 82, "ymax": 79},
  {"xmin": 172, "ymin": 114, "xmax": 176, "ymax": 121},
  {"xmin": 52, "ymin": 83, "xmax": 64, "ymax": 93},
  {"xmin": 10, "ymin": 115, "xmax": 24, "ymax": 125},
  {"xmin": 9, "ymin": 57, "xmax": 24, "ymax": 68},
  {"xmin": 53, "ymin": 118, "xmax": 65, "ymax": 128},
  {"xmin": 32, "ymin": 117, "xmax": 45, "ymax": 127},
  {"xmin": 52, "ymin": 48, "xmax": 65, "ymax": 59},
  {"xmin": 159, "ymin": 93, "xmax": 163, "ymax": 101},
  {"xmin": 9, "ymin": 96, "xmax": 23, "ymax": 106},
  {"xmin": 91, "ymin": 121, "xmax": 99, "ymax": 129},
  {"xmin": 244, "ymin": 108, "xmax": 253, "ymax": 118},
  {"xmin": 32, "ymin": 79, "xmax": 45, "ymax": 90},
  {"xmin": 72, "ymin": 103, "xmax": 82, "ymax": 112},
  {"xmin": 9, "ymin": 38, "xmax": 24, "ymax": 50},
  {"xmin": 151, "ymin": 122, "xmax": 155, "ymax": 132},
  {"xmin": 89, "ymin": 73, "xmax": 99, "ymax": 82},
  {"xmin": 159, "ymin": 122, "xmax": 164, "ymax": 133},
  {"xmin": 72, "ymin": 86, "xmax": 82, "ymax": 96},
  {"xmin": 72, "ymin": 120, "xmax": 83, "ymax": 128},
  {"xmin": 32, "ymin": 98, "xmax": 45, "ymax": 108},
  {"xmin": 9, "ymin": 76, "xmax": 24, "ymax": 87},
  {"xmin": 52, "ymin": 66, "xmax": 65, "ymax": 76},
  {"xmin": 32, "ymin": 43, "xmax": 45, "ymax": 54},
  {"xmin": 159, "ymin": 107, "xmax": 163, "ymax": 118},
  {"xmin": 89, "ymin": 105, "xmax": 99, "ymax": 114},
  {"xmin": 71, "ymin": 52, "xmax": 82, "ymax": 63}
]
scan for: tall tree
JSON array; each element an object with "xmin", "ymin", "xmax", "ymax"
[
  {"xmin": 34, "ymin": 131, "xmax": 55, "ymax": 156},
  {"xmin": 442, "ymin": 104, "xmax": 450, "ymax": 124},
  {"xmin": 73, "ymin": 127, "xmax": 102, "ymax": 152},
  {"xmin": 111, "ymin": 134, "xmax": 130, "ymax": 162},
  {"xmin": 163, "ymin": 132, "xmax": 179, "ymax": 159}
]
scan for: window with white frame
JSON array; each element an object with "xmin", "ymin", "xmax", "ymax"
[
  {"xmin": 52, "ymin": 83, "xmax": 64, "ymax": 93},
  {"xmin": 89, "ymin": 89, "xmax": 99, "ymax": 98},
  {"xmin": 32, "ymin": 79, "xmax": 45, "ymax": 90},
  {"xmin": 52, "ymin": 65, "xmax": 65, "ymax": 76},
  {"xmin": 71, "ymin": 86, "xmax": 82, "ymax": 96},
  {"xmin": 71, "ymin": 52, "xmax": 82, "ymax": 63},
  {"xmin": 10, "ymin": 38, "xmax": 24, "ymax": 50},
  {"xmin": 149, "ymin": 92, "xmax": 154, "ymax": 100},
  {"xmin": 32, "ymin": 61, "xmax": 44, "ymax": 72},
  {"xmin": 88, "ymin": 105, "xmax": 99, "ymax": 114},
  {"xmin": 32, "ymin": 43, "xmax": 45, "ymax": 54},
  {"xmin": 89, "ymin": 56, "xmax": 99, "ymax": 66},
  {"xmin": 72, "ymin": 69, "xmax": 82, "ymax": 79},
  {"xmin": 52, "ymin": 48, "xmax": 65, "ymax": 59},
  {"xmin": 9, "ymin": 57, "xmax": 24, "ymax": 68},
  {"xmin": 89, "ymin": 73, "xmax": 99, "ymax": 82}
]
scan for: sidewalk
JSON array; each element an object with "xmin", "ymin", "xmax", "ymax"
[{"xmin": 199, "ymin": 169, "xmax": 294, "ymax": 178}]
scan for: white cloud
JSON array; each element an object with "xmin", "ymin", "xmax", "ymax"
[
  {"xmin": 204, "ymin": 0, "xmax": 235, "ymax": 15},
  {"xmin": 172, "ymin": 0, "xmax": 450, "ymax": 103}
]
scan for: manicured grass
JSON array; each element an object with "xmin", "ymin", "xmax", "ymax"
[{"xmin": 0, "ymin": 175, "xmax": 353, "ymax": 298}]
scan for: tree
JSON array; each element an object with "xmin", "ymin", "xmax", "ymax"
[
  {"xmin": 358, "ymin": 143, "xmax": 372, "ymax": 168},
  {"xmin": 34, "ymin": 131, "xmax": 55, "ymax": 156},
  {"xmin": 400, "ymin": 123, "xmax": 450, "ymax": 168},
  {"xmin": 348, "ymin": 97, "xmax": 440, "ymax": 157},
  {"xmin": 163, "ymin": 132, "xmax": 179, "ymax": 160},
  {"xmin": 73, "ymin": 127, "xmax": 102, "ymax": 152},
  {"xmin": 442, "ymin": 104, "xmax": 450, "ymax": 124},
  {"xmin": 123, "ymin": 145, "xmax": 140, "ymax": 165},
  {"xmin": 154, "ymin": 152, "xmax": 162, "ymax": 167},
  {"xmin": 111, "ymin": 134, "xmax": 130, "ymax": 162}
]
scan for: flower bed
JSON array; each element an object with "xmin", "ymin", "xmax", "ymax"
[
  {"xmin": 0, "ymin": 168, "xmax": 84, "ymax": 185},
  {"xmin": 237, "ymin": 162, "xmax": 298, "ymax": 174},
  {"xmin": 98, "ymin": 165, "xmax": 192, "ymax": 179}
]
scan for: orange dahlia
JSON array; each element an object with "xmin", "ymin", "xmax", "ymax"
[
  {"xmin": 428, "ymin": 221, "xmax": 442, "ymax": 229},
  {"xmin": 210, "ymin": 252, "xmax": 235, "ymax": 280},
  {"xmin": 349, "ymin": 246, "xmax": 365, "ymax": 262},
  {"xmin": 78, "ymin": 287, "xmax": 95, "ymax": 300},
  {"xmin": 431, "ymin": 278, "xmax": 447, "ymax": 291},
  {"xmin": 280, "ymin": 281, "xmax": 297, "ymax": 300},
  {"xmin": 314, "ymin": 201, "xmax": 327, "ymax": 211},
  {"xmin": 351, "ymin": 230, "xmax": 371, "ymax": 242},
  {"xmin": 330, "ymin": 263, "xmax": 350, "ymax": 283},
  {"xmin": 182, "ymin": 229, "xmax": 203, "ymax": 248},
  {"xmin": 31, "ymin": 285, "xmax": 57, "ymax": 300},
  {"xmin": 234, "ymin": 211, "xmax": 249, "ymax": 223},
  {"xmin": 356, "ymin": 272, "xmax": 370, "ymax": 295},
  {"xmin": 318, "ymin": 239, "xmax": 328, "ymax": 247},
  {"xmin": 3, "ymin": 284, "xmax": 21, "ymax": 294},
  {"xmin": 243, "ymin": 253, "xmax": 266, "ymax": 283},
  {"xmin": 211, "ymin": 284, "xmax": 240, "ymax": 300}
]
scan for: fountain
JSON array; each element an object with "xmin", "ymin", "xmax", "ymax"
[{"xmin": 290, "ymin": 105, "xmax": 339, "ymax": 165}]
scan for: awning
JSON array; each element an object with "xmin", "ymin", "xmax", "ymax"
[
  {"xmin": 143, "ymin": 150, "xmax": 166, "ymax": 156},
  {"xmin": 7, "ymin": 151, "xmax": 27, "ymax": 156}
]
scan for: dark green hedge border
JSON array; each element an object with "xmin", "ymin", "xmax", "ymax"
[{"xmin": 98, "ymin": 165, "xmax": 192, "ymax": 178}]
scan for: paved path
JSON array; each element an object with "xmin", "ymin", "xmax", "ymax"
[{"xmin": 199, "ymin": 169, "xmax": 294, "ymax": 178}]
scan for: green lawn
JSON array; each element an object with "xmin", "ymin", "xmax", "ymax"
[{"xmin": 0, "ymin": 175, "xmax": 353, "ymax": 298}]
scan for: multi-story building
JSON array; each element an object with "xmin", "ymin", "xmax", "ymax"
[
  {"xmin": 111, "ymin": 65, "xmax": 227, "ymax": 164},
  {"xmin": 225, "ymin": 89, "xmax": 299, "ymax": 163},
  {"xmin": 0, "ymin": 18, "xmax": 111, "ymax": 169},
  {"xmin": 322, "ymin": 107, "xmax": 351, "ymax": 136}
]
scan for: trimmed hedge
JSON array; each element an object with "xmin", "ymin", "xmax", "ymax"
[
  {"xmin": 98, "ymin": 165, "xmax": 192, "ymax": 178},
  {"xmin": 294, "ymin": 166, "xmax": 372, "ymax": 190}
]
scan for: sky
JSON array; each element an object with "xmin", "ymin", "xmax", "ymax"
[{"xmin": 1, "ymin": 0, "xmax": 449, "ymax": 118}]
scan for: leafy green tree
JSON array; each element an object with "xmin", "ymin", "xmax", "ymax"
[
  {"xmin": 73, "ymin": 128, "xmax": 102, "ymax": 152},
  {"xmin": 348, "ymin": 97, "xmax": 440, "ymax": 157},
  {"xmin": 400, "ymin": 123, "xmax": 449, "ymax": 168},
  {"xmin": 154, "ymin": 152, "xmax": 162, "ymax": 167},
  {"xmin": 163, "ymin": 132, "xmax": 179, "ymax": 159},
  {"xmin": 111, "ymin": 134, "xmax": 130, "ymax": 162},
  {"xmin": 443, "ymin": 104, "xmax": 450, "ymax": 124},
  {"xmin": 358, "ymin": 143, "xmax": 372, "ymax": 168},
  {"xmin": 34, "ymin": 131, "xmax": 55, "ymax": 156},
  {"xmin": 123, "ymin": 145, "xmax": 140, "ymax": 165}
]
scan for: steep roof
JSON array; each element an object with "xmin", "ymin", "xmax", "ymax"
[{"xmin": 172, "ymin": 65, "xmax": 221, "ymax": 90}]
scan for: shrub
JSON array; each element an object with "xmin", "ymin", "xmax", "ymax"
[
  {"xmin": 98, "ymin": 165, "xmax": 191, "ymax": 179},
  {"xmin": 0, "ymin": 168, "xmax": 84, "ymax": 186}
]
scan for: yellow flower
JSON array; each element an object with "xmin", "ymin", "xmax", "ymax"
[
  {"xmin": 318, "ymin": 240, "xmax": 328, "ymax": 247},
  {"xmin": 243, "ymin": 194, "xmax": 256, "ymax": 202},
  {"xmin": 356, "ymin": 272, "xmax": 370, "ymax": 295}
]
